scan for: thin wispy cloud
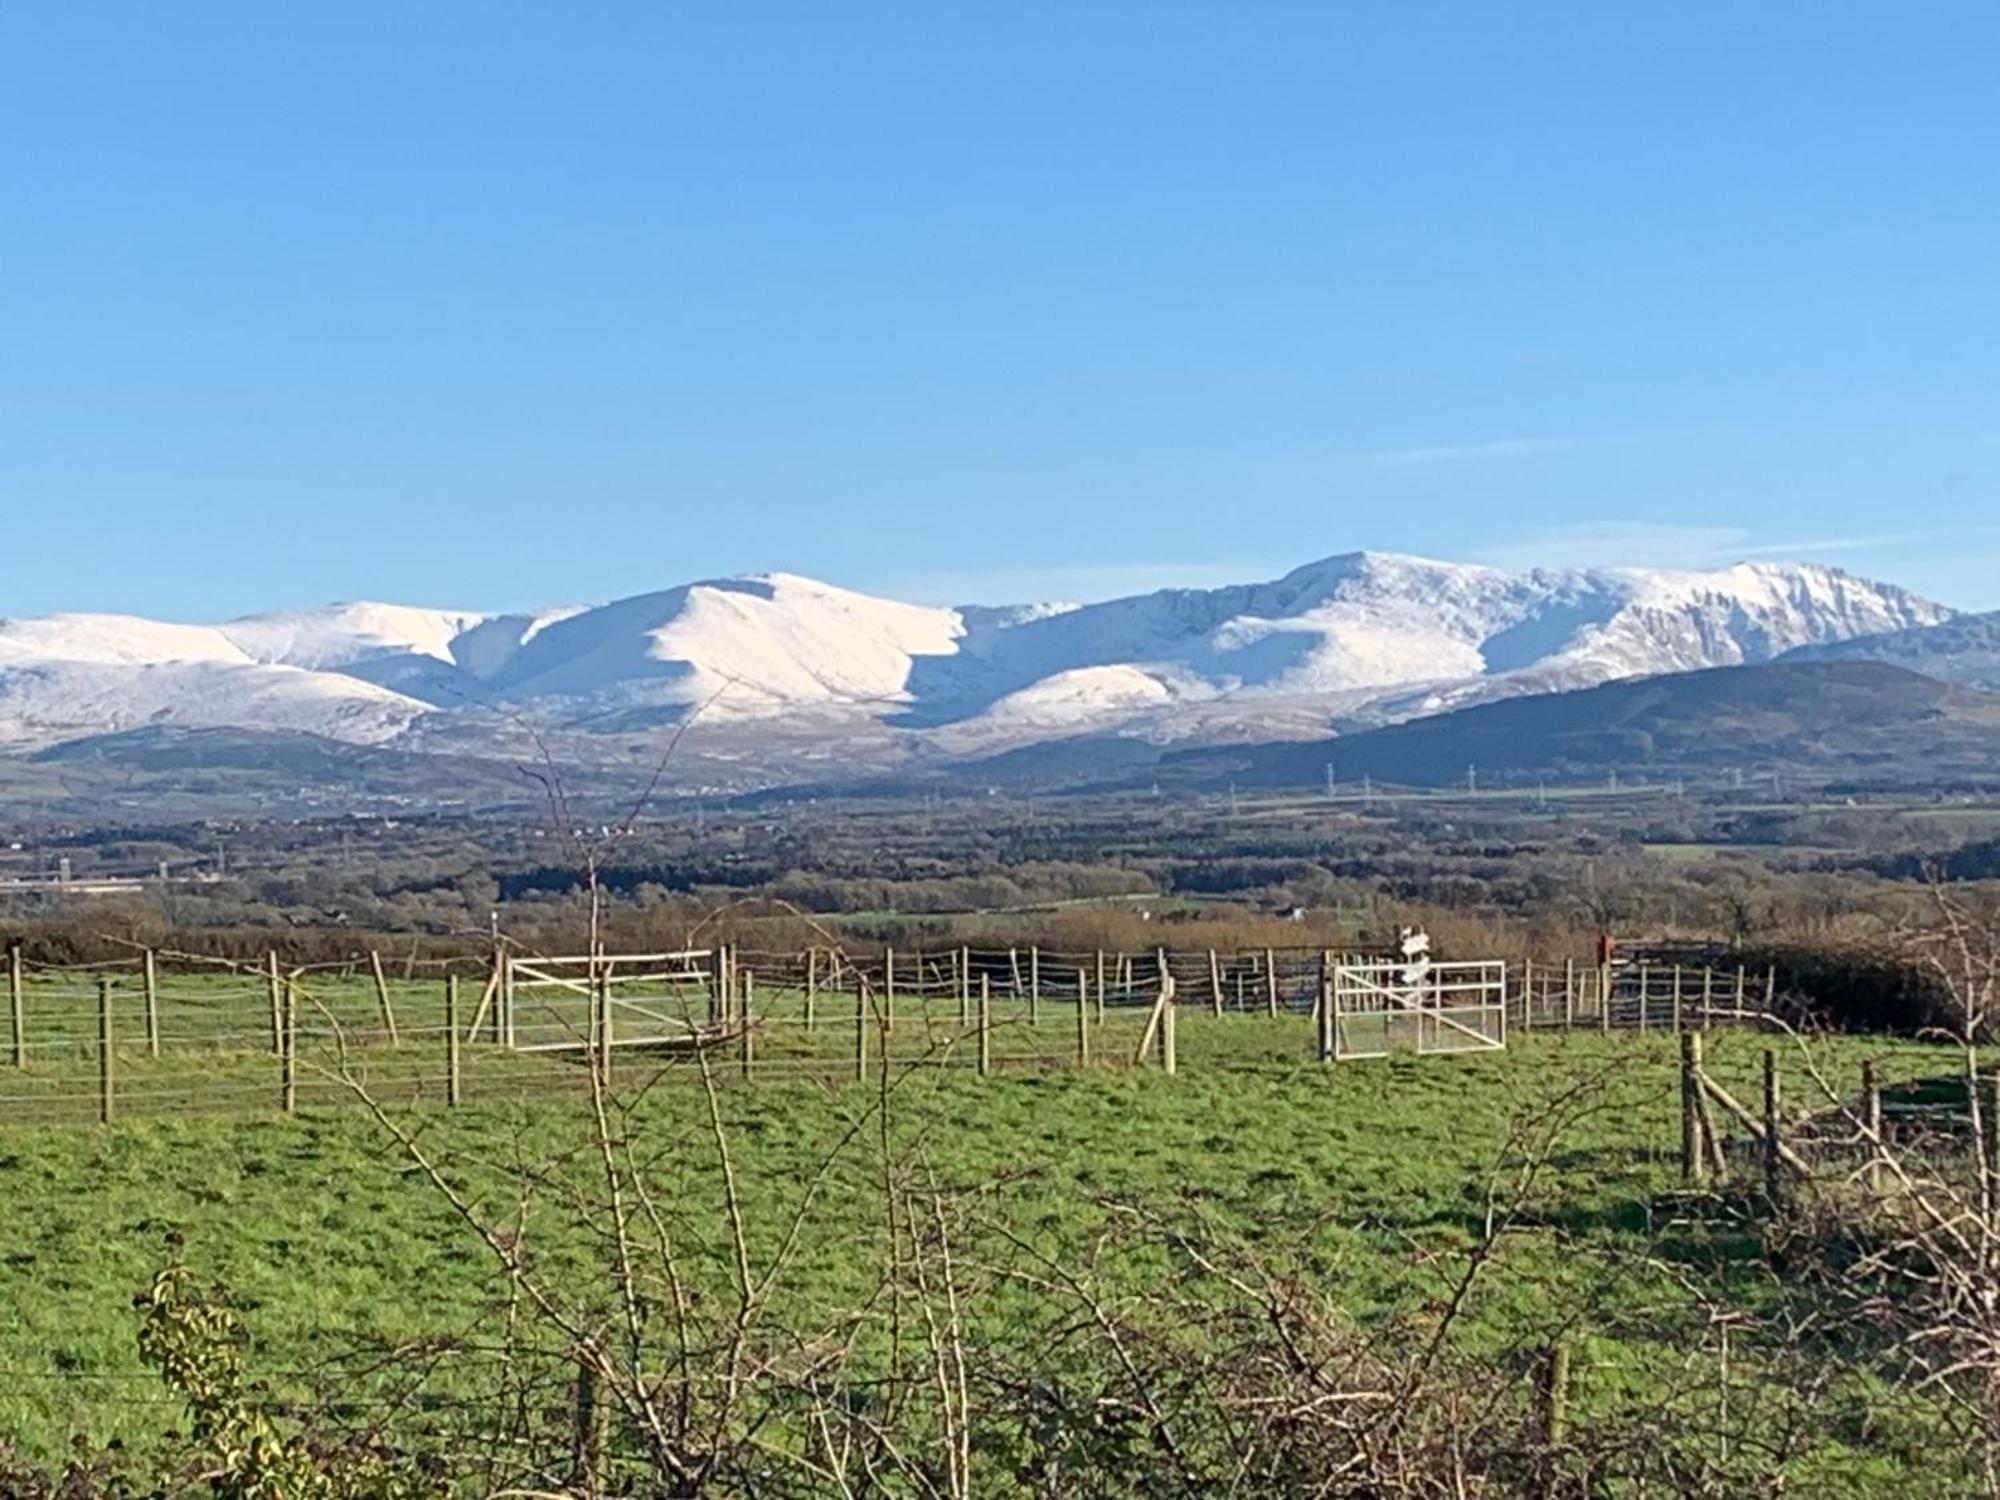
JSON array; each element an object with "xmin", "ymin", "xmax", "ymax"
[
  {"xmin": 1368, "ymin": 435, "xmax": 1585, "ymax": 465},
  {"xmin": 1732, "ymin": 525, "xmax": 2000, "ymax": 559}
]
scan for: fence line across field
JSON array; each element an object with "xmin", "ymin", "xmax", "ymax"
[{"xmin": 0, "ymin": 938, "xmax": 1782, "ymax": 1126}]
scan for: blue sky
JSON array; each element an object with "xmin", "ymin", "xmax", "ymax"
[{"xmin": 4, "ymin": 4, "xmax": 1997, "ymax": 618}]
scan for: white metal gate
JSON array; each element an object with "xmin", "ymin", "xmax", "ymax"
[
  {"xmin": 1331, "ymin": 959, "xmax": 1507, "ymax": 1060},
  {"xmin": 500, "ymin": 950, "xmax": 718, "ymax": 1052}
]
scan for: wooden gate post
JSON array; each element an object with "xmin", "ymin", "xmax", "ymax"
[
  {"xmin": 1160, "ymin": 983, "xmax": 1178, "ymax": 1076},
  {"xmin": 1264, "ymin": 948, "xmax": 1279, "ymax": 1017},
  {"xmin": 494, "ymin": 953, "xmax": 509, "ymax": 1045},
  {"xmin": 97, "ymin": 977, "xmax": 115, "ymax": 1125},
  {"xmin": 1208, "ymin": 949, "xmax": 1224, "ymax": 1015},
  {"xmin": 1317, "ymin": 973, "xmax": 1335, "ymax": 1063},
  {"xmin": 445, "ymin": 976, "xmax": 462, "ymax": 1107},
  {"xmin": 1522, "ymin": 957, "xmax": 1534, "ymax": 1032},
  {"xmin": 143, "ymin": 949, "xmax": 159, "ymax": 1058},
  {"xmin": 1671, "ymin": 964, "xmax": 1683, "ymax": 1034},
  {"xmin": 1563, "ymin": 958, "xmax": 1574, "ymax": 1032},
  {"xmin": 1701, "ymin": 966, "xmax": 1714, "ymax": 1030}
]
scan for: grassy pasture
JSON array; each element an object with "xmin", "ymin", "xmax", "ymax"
[
  {"xmin": 0, "ymin": 963, "xmax": 1337, "ymax": 1125},
  {"xmin": 0, "ymin": 1021, "xmax": 1959, "ymax": 1484}
]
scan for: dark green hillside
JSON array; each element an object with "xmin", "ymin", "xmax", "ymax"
[{"xmin": 1166, "ymin": 661, "xmax": 2000, "ymax": 790}]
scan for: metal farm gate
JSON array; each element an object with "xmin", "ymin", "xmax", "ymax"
[
  {"xmin": 1330, "ymin": 959, "xmax": 1508, "ymax": 1060},
  {"xmin": 499, "ymin": 950, "xmax": 721, "ymax": 1053}
]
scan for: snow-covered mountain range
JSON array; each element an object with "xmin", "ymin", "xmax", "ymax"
[{"xmin": 0, "ymin": 553, "xmax": 1955, "ymax": 767}]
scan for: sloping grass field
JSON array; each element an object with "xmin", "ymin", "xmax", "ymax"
[{"xmin": 0, "ymin": 1019, "xmax": 1958, "ymax": 1488}]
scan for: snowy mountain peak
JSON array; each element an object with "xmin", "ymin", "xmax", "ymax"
[{"xmin": 0, "ymin": 552, "xmax": 1957, "ymax": 758}]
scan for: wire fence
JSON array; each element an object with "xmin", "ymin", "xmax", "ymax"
[{"xmin": 0, "ymin": 942, "xmax": 1783, "ymax": 1127}]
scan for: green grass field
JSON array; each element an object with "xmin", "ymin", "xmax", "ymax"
[{"xmin": 0, "ymin": 1019, "xmax": 1957, "ymax": 1482}]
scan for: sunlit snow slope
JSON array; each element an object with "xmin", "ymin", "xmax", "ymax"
[{"xmin": 0, "ymin": 553, "xmax": 1953, "ymax": 752}]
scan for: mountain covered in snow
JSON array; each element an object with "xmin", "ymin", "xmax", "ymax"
[{"xmin": 0, "ymin": 554, "xmax": 1955, "ymax": 777}]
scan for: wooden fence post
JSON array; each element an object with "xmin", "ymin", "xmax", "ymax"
[
  {"xmin": 572, "ymin": 1359, "xmax": 606, "ymax": 1495},
  {"xmin": 7, "ymin": 942, "xmax": 22, "ymax": 1069},
  {"xmin": 1074, "ymin": 965, "xmax": 1090, "ymax": 1068},
  {"xmin": 597, "ymin": 972, "xmax": 613, "ymax": 1089},
  {"xmin": 143, "ymin": 949, "xmax": 159, "ymax": 1058},
  {"xmin": 1680, "ymin": 1031, "xmax": 1706, "ymax": 1183},
  {"xmin": 1522, "ymin": 957, "xmax": 1534, "ymax": 1032},
  {"xmin": 281, "ymin": 977, "xmax": 297, "ymax": 1116},
  {"xmin": 1029, "ymin": 946, "xmax": 1041, "ymax": 1024},
  {"xmin": 368, "ymin": 950, "xmax": 401, "ymax": 1047},
  {"xmin": 1563, "ymin": 958, "xmax": 1574, "ymax": 1031},
  {"xmin": 959, "ymin": 946, "xmax": 971, "ymax": 1027},
  {"xmin": 1208, "ymin": 949, "xmax": 1223, "ymax": 1015},
  {"xmin": 1094, "ymin": 951, "xmax": 1106, "ymax": 1022},
  {"xmin": 446, "ymin": 976, "xmax": 462, "ymax": 1107},
  {"xmin": 266, "ymin": 951, "xmax": 283, "ymax": 1055},
  {"xmin": 1701, "ymin": 966, "xmax": 1714, "ymax": 1030},
  {"xmin": 741, "ymin": 971, "xmax": 756, "ymax": 1081},
  {"xmin": 1317, "ymin": 973, "xmax": 1335, "ymax": 1062},
  {"xmin": 854, "ymin": 974, "xmax": 869, "ymax": 1081},
  {"xmin": 1735, "ymin": 966, "xmax": 1747, "ymax": 1019},
  {"xmin": 1599, "ymin": 960, "xmax": 1611, "ymax": 1034},
  {"xmin": 1671, "ymin": 964, "xmax": 1683, "ymax": 1034},
  {"xmin": 978, "ymin": 974, "xmax": 991, "ymax": 1077},
  {"xmin": 1264, "ymin": 948, "xmax": 1279, "ymax": 1017},
  {"xmin": 98, "ymin": 977, "xmax": 115, "ymax": 1125},
  {"xmin": 1976, "ymin": 1072, "xmax": 1992, "ymax": 1208},
  {"xmin": 1160, "ymin": 983, "xmax": 1177, "ymax": 1076},
  {"xmin": 884, "ymin": 947, "xmax": 896, "ymax": 1035},
  {"xmin": 1637, "ymin": 961, "xmax": 1651, "ymax": 1032},
  {"xmin": 1539, "ymin": 1341, "xmax": 1572, "ymax": 1448},
  {"xmin": 1763, "ymin": 1049, "xmax": 1782, "ymax": 1204},
  {"xmin": 1861, "ymin": 1058, "xmax": 1882, "ymax": 1195}
]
